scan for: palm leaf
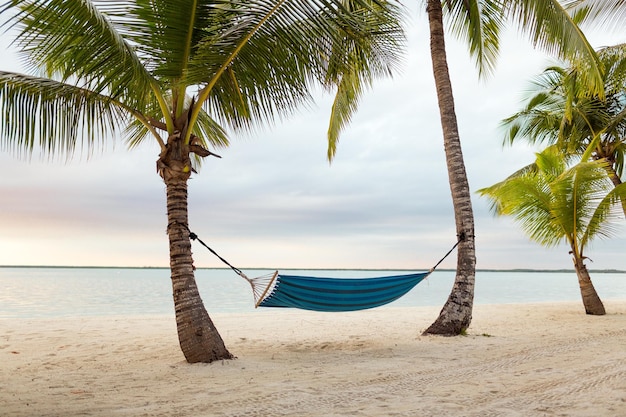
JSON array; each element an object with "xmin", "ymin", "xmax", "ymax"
[
  {"xmin": 504, "ymin": 175, "xmax": 563, "ymax": 247},
  {"xmin": 478, "ymin": 161, "xmax": 561, "ymax": 246},
  {"xmin": 549, "ymin": 160, "xmax": 602, "ymax": 239},
  {"xmin": 505, "ymin": 0, "xmax": 603, "ymax": 94},
  {"xmin": 126, "ymin": 98, "xmax": 229, "ymax": 156},
  {"xmin": 480, "ymin": 148, "xmax": 625, "ymax": 254},
  {"xmin": 0, "ymin": 71, "xmax": 127, "ymax": 157},
  {"xmin": 187, "ymin": 0, "xmax": 404, "ymax": 140},
  {"xmin": 183, "ymin": 0, "xmax": 336, "ymax": 134},
  {"xmin": 198, "ymin": 24, "xmax": 314, "ymax": 132},
  {"xmin": 2, "ymin": 0, "xmax": 405, "ymax": 163},
  {"xmin": 326, "ymin": 65, "xmax": 362, "ymax": 160},
  {"xmin": 5, "ymin": 0, "xmax": 156, "ymax": 112},
  {"xmin": 326, "ymin": 0, "xmax": 405, "ymax": 160},
  {"xmin": 582, "ymin": 181, "xmax": 626, "ymax": 248},
  {"xmin": 500, "ymin": 68, "xmax": 569, "ymax": 146},
  {"xmin": 443, "ymin": 0, "xmax": 505, "ymax": 77},
  {"xmin": 565, "ymin": 0, "xmax": 626, "ymax": 33},
  {"xmin": 503, "ymin": 47, "xmax": 626, "ymax": 179}
]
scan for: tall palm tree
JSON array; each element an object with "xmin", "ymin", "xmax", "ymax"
[
  {"xmin": 0, "ymin": 0, "xmax": 404, "ymax": 362},
  {"xmin": 502, "ymin": 44, "xmax": 626, "ymax": 212},
  {"xmin": 420, "ymin": 0, "xmax": 618, "ymax": 335},
  {"xmin": 478, "ymin": 146, "xmax": 626, "ymax": 315},
  {"xmin": 325, "ymin": 0, "xmax": 604, "ymax": 335}
]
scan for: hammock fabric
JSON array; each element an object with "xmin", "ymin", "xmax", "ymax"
[
  {"xmin": 251, "ymin": 271, "xmax": 431, "ymax": 312},
  {"xmin": 187, "ymin": 228, "xmax": 460, "ymax": 312}
]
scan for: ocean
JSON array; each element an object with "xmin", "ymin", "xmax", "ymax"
[{"xmin": 1, "ymin": 267, "xmax": 625, "ymax": 318}]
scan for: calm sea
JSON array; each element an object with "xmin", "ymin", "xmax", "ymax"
[{"xmin": 0, "ymin": 267, "xmax": 625, "ymax": 318}]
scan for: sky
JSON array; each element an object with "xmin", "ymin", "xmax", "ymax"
[{"xmin": 1, "ymin": 6, "xmax": 625, "ymax": 270}]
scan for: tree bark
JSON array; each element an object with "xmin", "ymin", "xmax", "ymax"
[
  {"xmin": 572, "ymin": 255, "xmax": 606, "ymax": 315},
  {"xmin": 160, "ymin": 134, "xmax": 233, "ymax": 363},
  {"xmin": 422, "ymin": 0, "xmax": 476, "ymax": 336}
]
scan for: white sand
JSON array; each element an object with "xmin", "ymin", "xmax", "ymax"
[{"xmin": 2, "ymin": 301, "xmax": 625, "ymax": 417}]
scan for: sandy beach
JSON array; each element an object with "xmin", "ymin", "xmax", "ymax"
[{"xmin": 2, "ymin": 301, "xmax": 625, "ymax": 417}]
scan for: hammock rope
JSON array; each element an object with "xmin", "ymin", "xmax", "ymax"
[
  {"xmin": 187, "ymin": 226, "xmax": 464, "ymax": 311},
  {"xmin": 186, "ymin": 230, "xmax": 266, "ymax": 302}
]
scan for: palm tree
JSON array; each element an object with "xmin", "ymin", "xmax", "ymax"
[
  {"xmin": 418, "ymin": 0, "xmax": 622, "ymax": 335},
  {"xmin": 0, "ymin": 0, "xmax": 404, "ymax": 362},
  {"xmin": 323, "ymin": 1, "xmax": 610, "ymax": 336},
  {"xmin": 478, "ymin": 146, "xmax": 626, "ymax": 315},
  {"xmin": 502, "ymin": 44, "xmax": 626, "ymax": 212}
]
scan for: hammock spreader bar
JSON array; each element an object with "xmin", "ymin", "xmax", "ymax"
[{"xmin": 188, "ymin": 228, "xmax": 464, "ymax": 312}]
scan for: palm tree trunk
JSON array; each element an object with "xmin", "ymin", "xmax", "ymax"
[
  {"xmin": 422, "ymin": 0, "xmax": 476, "ymax": 336},
  {"xmin": 160, "ymin": 134, "xmax": 233, "ymax": 363},
  {"xmin": 572, "ymin": 255, "xmax": 606, "ymax": 315}
]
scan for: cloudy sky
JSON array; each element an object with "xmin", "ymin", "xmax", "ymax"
[{"xmin": 1, "ymin": 6, "xmax": 625, "ymax": 270}]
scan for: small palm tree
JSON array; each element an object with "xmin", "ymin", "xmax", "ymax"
[
  {"xmin": 502, "ymin": 44, "xmax": 626, "ymax": 197},
  {"xmin": 478, "ymin": 146, "xmax": 626, "ymax": 315},
  {"xmin": 0, "ymin": 0, "xmax": 404, "ymax": 362}
]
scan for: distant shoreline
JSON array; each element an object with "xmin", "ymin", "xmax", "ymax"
[{"xmin": 1, "ymin": 265, "xmax": 625, "ymax": 273}]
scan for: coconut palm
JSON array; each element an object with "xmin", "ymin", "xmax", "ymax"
[
  {"xmin": 0, "ymin": 0, "xmax": 404, "ymax": 362},
  {"xmin": 502, "ymin": 44, "xmax": 626, "ymax": 214},
  {"xmin": 418, "ymin": 0, "xmax": 621, "ymax": 335},
  {"xmin": 478, "ymin": 146, "xmax": 626, "ymax": 315},
  {"xmin": 324, "ymin": 0, "xmax": 612, "ymax": 336}
]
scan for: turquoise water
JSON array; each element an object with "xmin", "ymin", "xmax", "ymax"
[{"xmin": 0, "ymin": 267, "xmax": 625, "ymax": 318}]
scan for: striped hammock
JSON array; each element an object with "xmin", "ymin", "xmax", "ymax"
[
  {"xmin": 188, "ymin": 228, "xmax": 460, "ymax": 312},
  {"xmin": 246, "ymin": 271, "xmax": 431, "ymax": 312}
]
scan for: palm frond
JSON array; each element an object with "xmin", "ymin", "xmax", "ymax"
[
  {"xmin": 501, "ymin": 107, "xmax": 563, "ymax": 146},
  {"xmin": 535, "ymin": 145, "xmax": 567, "ymax": 177},
  {"xmin": 443, "ymin": 0, "xmax": 505, "ymax": 77},
  {"xmin": 324, "ymin": 0, "xmax": 406, "ymax": 160},
  {"xmin": 124, "ymin": 90, "xmax": 171, "ymax": 148},
  {"xmin": 565, "ymin": 0, "xmax": 626, "ymax": 33},
  {"xmin": 326, "ymin": 66, "xmax": 362, "ymax": 160},
  {"xmin": 4, "ymin": 0, "xmax": 156, "ymax": 112},
  {"xmin": 1, "ymin": 0, "xmax": 405, "ymax": 164},
  {"xmin": 181, "ymin": 0, "xmax": 328, "ymax": 134},
  {"xmin": 549, "ymin": 160, "xmax": 605, "ymax": 240},
  {"xmin": 186, "ymin": 0, "xmax": 404, "ymax": 139},
  {"xmin": 613, "ymin": 142, "xmax": 626, "ymax": 180},
  {"xmin": 503, "ymin": 47, "xmax": 626, "ymax": 177},
  {"xmin": 477, "ymin": 155, "xmax": 562, "ymax": 247},
  {"xmin": 193, "ymin": 105, "xmax": 229, "ymax": 149},
  {"xmin": 500, "ymin": 67, "xmax": 569, "ymax": 145},
  {"xmin": 580, "ymin": 171, "xmax": 626, "ymax": 248},
  {"xmin": 125, "ymin": 92, "xmax": 229, "ymax": 150},
  {"xmin": 503, "ymin": 175, "xmax": 564, "ymax": 247},
  {"xmin": 0, "ymin": 71, "xmax": 127, "ymax": 157},
  {"xmin": 598, "ymin": 44, "xmax": 626, "ymax": 94},
  {"xmin": 505, "ymin": 0, "xmax": 603, "ymax": 94},
  {"xmin": 119, "ymin": 0, "xmax": 240, "ymax": 116}
]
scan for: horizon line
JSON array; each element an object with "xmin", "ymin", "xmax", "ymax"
[{"xmin": 1, "ymin": 265, "xmax": 625, "ymax": 274}]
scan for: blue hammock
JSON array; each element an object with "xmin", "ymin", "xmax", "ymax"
[
  {"xmin": 188, "ymin": 229, "xmax": 459, "ymax": 312},
  {"xmin": 253, "ymin": 271, "xmax": 431, "ymax": 312}
]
